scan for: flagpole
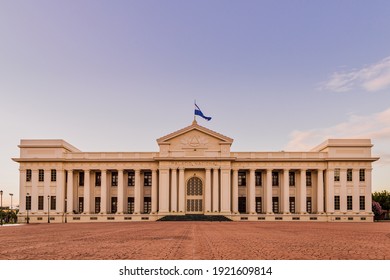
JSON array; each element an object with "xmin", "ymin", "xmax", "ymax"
[{"xmin": 194, "ymin": 100, "xmax": 196, "ymax": 122}]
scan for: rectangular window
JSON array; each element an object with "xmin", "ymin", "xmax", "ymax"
[
  {"xmin": 347, "ymin": 169, "xmax": 353, "ymax": 182},
  {"xmin": 39, "ymin": 169, "xmax": 44, "ymax": 182},
  {"xmin": 334, "ymin": 196, "xmax": 340, "ymax": 211},
  {"xmin": 128, "ymin": 171, "xmax": 135, "ymax": 186},
  {"xmin": 50, "ymin": 196, "xmax": 56, "ymax": 210},
  {"xmin": 359, "ymin": 169, "xmax": 365, "ymax": 182},
  {"xmin": 38, "ymin": 196, "xmax": 44, "ymax": 210},
  {"xmin": 95, "ymin": 197, "xmax": 101, "ymax": 213},
  {"xmin": 238, "ymin": 171, "xmax": 247, "ymax": 186},
  {"xmin": 127, "ymin": 197, "xmax": 134, "ymax": 214},
  {"xmin": 111, "ymin": 197, "xmax": 117, "ymax": 213},
  {"xmin": 255, "ymin": 197, "xmax": 262, "ymax": 213},
  {"xmin": 111, "ymin": 171, "xmax": 118, "ymax": 187},
  {"xmin": 306, "ymin": 171, "xmax": 312, "ymax": 187},
  {"xmin": 144, "ymin": 197, "xmax": 151, "ymax": 214},
  {"xmin": 255, "ymin": 171, "xmax": 262, "ymax": 186},
  {"xmin": 144, "ymin": 171, "xmax": 152, "ymax": 186},
  {"xmin": 79, "ymin": 172, "xmax": 84, "ymax": 186},
  {"xmin": 272, "ymin": 197, "xmax": 279, "ymax": 213},
  {"xmin": 359, "ymin": 196, "xmax": 365, "ymax": 211},
  {"xmin": 289, "ymin": 197, "xmax": 295, "ymax": 213},
  {"xmin": 78, "ymin": 197, "xmax": 84, "ymax": 213},
  {"xmin": 306, "ymin": 197, "xmax": 312, "ymax": 213},
  {"xmin": 334, "ymin": 169, "xmax": 340, "ymax": 182},
  {"xmin": 272, "ymin": 172, "xmax": 279, "ymax": 186},
  {"xmin": 289, "ymin": 172, "xmax": 295, "ymax": 186},
  {"xmin": 51, "ymin": 169, "xmax": 57, "ymax": 182},
  {"xmin": 347, "ymin": 196, "xmax": 353, "ymax": 210},
  {"xmin": 26, "ymin": 169, "xmax": 32, "ymax": 182},
  {"xmin": 26, "ymin": 196, "xmax": 32, "ymax": 210},
  {"xmin": 95, "ymin": 172, "xmax": 101, "ymax": 187}
]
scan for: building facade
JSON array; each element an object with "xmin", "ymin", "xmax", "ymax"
[{"xmin": 13, "ymin": 121, "xmax": 379, "ymax": 223}]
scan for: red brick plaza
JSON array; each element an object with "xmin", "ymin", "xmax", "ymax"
[{"xmin": 1, "ymin": 222, "xmax": 389, "ymax": 260}]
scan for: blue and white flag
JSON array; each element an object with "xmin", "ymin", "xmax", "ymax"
[{"xmin": 194, "ymin": 103, "xmax": 212, "ymax": 121}]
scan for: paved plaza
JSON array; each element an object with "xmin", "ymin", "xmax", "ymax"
[{"xmin": 1, "ymin": 222, "xmax": 389, "ymax": 260}]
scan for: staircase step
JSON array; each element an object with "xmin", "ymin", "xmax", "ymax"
[{"xmin": 157, "ymin": 214, "xmax": 232, "ymax": 222}]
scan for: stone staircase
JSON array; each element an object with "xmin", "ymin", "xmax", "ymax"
[{"xmin": 157, "ymin": 214, "xmax": 232, "ymax": 222}]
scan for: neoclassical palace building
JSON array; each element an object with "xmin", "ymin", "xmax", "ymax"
[{"xmin": 14, "ymin": 121, "xmax": 379, "ymax": 223}]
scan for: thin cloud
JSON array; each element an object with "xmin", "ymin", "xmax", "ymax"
[{"xmin": 321, "ymin": 56, "xmax": 390, "ymax": 92}]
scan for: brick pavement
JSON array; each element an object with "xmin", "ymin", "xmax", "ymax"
[{"xmin": 0, "ymin": 222, "xmax": 389, "ymax": 260}]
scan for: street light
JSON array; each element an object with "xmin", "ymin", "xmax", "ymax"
[
  {"xmin": 0, "ymin": 190, "xmax": 3, "ymax": 226},
  {"xmin": 26, "ymin": 192, "xmax": 30, "ymax": 224},
  {"xmin": 47, "ymin": 195, "xmax": 50, "ymax": 223},
  {"xmin": 9, "ymin": 193, "xmax": 13, "ymax": 211},
  {"xmin": 64, "ymin": 198, "xmax": 67, "ymax": 223}
]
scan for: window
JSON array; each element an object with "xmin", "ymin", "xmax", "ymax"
[
  {"xmin": 289, "ymin": 197, "xmax": 295, "ymax": 213},
  {"xmin": 272, "ymin": 197, "xmax": 279, "ymax": 213},
  {"xmin": 39, "ymin": 169, "xmax": 44, "ymax": 182},
  {"xmin": 255, "ymin": 172, "xmax": 262, "ymax": 186},
  {"xmin": 51, "ymin": 169, "xmax": 56, "ymax": 182},
  {"xmin": 272, "ymin": 172, "xmax": 279, "ymax": 186},
  {"xmin": 359, "ymin": 169, "xmax": 365, "ymax": 182},
  {"xmin": 359, "ymin": 196, "xmax": 365, "ymax": 211},
  {"xmin": 78, "ymin": 197, "xmax": 84, "ymax": 213},
  {"xmin": 144, "ymin": 197, "xmax": 151, "ymax": 214},
  {"xmin": 238, "ymin": 171, "xmax": 246, "ymax": 186},
  {"xmin": 306, "ymin": 171, "xmax": 312, "ymax": 187},
  {"xmin": 334, "ymin": 169, "xmax": 340, "ymax": 182},
  {"xmin": 111, "ymin": 171, "xmax": 118, "ymax": 187},
  {"xmin": 334, "ymin": 196, "xmax": 340, "ymax": 211},
  {"xmin": 95, "ymin": 197, "xmax": 101, "ymax": 213},
  {"xmin": 289, "ymin": 172, "xmax": 295, "ymax": 186},
  {"xmin": 144, "ymin": 171, "xmax": 152, "ymax": 186},
  {"xmin": 347, "ymin": 196, "xmax": 353, "ymax": 210},
  {"xmin": 95, "ymin": 172, "xmax": 101, "ymax": 187},
  {"xmin": 127, "ymin": 197, "xmax": 134, "ymax": 214},
  {"xmin": 50, "ymin": 196, "xmax": 56, "ymax": 210},
  {"xmin": 128, "ymin": 171, "xmax": 135, "ymax": 186},
  {"xmin": 111, "ymin": 197, "xmax": 117, "ymax": 213},
  {"xmin": 306, "ymin": 197, "xmax": 312, "ymax": 213},
  {"xmin": 26, "ymin": 196, "xmax": 31, "ymax": 210},
  {"xmin": 347, "ymin": 169, "xmax": 353, "ymax": 182},
  {"xmin": 79, "ymin": 172, "xmax": 84, "ymax": 186},
  {"xmin": 38, "ymin": 196, "xmax": 44, "ymax": 210},
  {"xmin": 256, "ymin": 197, "xmax": 262, "ymax": 213},
  {"xmin": 26, "ymin": 169, "xmax": 32, "ymax": 182}
]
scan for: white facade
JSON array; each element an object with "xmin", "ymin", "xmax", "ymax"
[{"xmin": 13, "ymin": 121, "xmax": 379, "ymax": 222}]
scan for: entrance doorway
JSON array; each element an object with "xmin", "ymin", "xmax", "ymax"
[{"xmin": 186, "ymin": 177, "xmax": 203, "ymax": 213}]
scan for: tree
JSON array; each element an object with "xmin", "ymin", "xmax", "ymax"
[
  {"xmin": 372, "ymin": 190, "xmax": 390, "ymax": 219},
  {"xmin": 372, "ymin": 201, "xmax": 384, "ymax": 220}
]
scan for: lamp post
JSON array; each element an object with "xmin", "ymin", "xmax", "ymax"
[
  {"xmin": 9, "ymin": 193, "xmax": 13, "ymax": 210},
  {"xmin": 47, "ymin": 195, "xmax": 50, "ymax": 223},
  {"xmin": 0, "ymin": 190, "xmax": 3, "ymax": 226},
  {"xmin": 64, "ymin": 198, "xmax": 67, "ymax": 223},
  {"xmin": 26, "ymin": 193, "xmax": 30, "ymax": 224}
]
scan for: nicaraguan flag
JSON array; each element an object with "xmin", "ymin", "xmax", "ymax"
[{"xmin": 194, "ymin": 103, "xmax": 212, "ymax": 121}]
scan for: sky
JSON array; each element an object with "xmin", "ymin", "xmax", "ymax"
[{"xmin": 1, "ymin": 0, "xmax": 390, "ymax": 207}]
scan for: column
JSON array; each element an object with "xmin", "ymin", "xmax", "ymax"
[
  {"xmin": 55, "ymin": 170, "xmax": 65, "ymax": 214},
  {"xmin": 31, "ymin": 170, "xmax": 39, "ymax": 212},
  {"xmin": 117, "ymin": 169, "xmax": 124, "ymax": 213},
  {"xmin": 44, "ymin": 169, "xmax": 50, "ymax": 212},
  {"xmin": 248, "ymin": 169, "xmax": 256, "ymax": 214},
  {"xmin": 101, "ymin": 170, "xmax": 107, "ymax": 214},
  {"xmin": 151, "ymin": 169, "xmax": 158, "ymax": 213},
  {"xmin": 265, "ymin": 169, "xmax": 273, "ymax": 213},
  {"xmin": 66, "ymin": 170, "xmax": 73, "ymax": 214},
  {"xmin": 134, "ymin": 169, "xmax": 141, "ymax": 214},
  {"xmin": 340, "ymin": 169, "xmax": 347, "ymax": 212},
  {"xmin": 317, "ymin": 169, "xmax": 324, "ymax": 213},
  {"xmin": 365, "ymin": 168, "xmax": 372, "ymax": 213},
  {"xmin": 281, "ymin": 169, "xmax": 289, "ymax": 213},
  {"xmin": 84, "ymin": 170, "xmax": 90, "ymax": 213},
  {"xmin": 352, "ymin": 169, "xmax": 359, "ymax": 213},
  {"xmin": 171, "ymin": 169, "xmax": 178, "ymax": 212},
  {"xmin": 19, "ymin": 169, "xmax": 26, "ymax": 213},
  {"xmin": 158, "ymin": 169, "xmax": 170, "ymax": 214},
  {"xmin": 212, "ymin": 168, "xmax": 219, "ymax": 212},
  {"xmin": 205, "ymin": 168, "xmax": 212, "ymax": 213},
  {"xmin": 325, "ymin": 169, "xmax": 335, "ymax": 213},
  {"xmin": 232, "ymin": 169, "xmax": 239, "ymax": 213},
  {"xmin": 178, "ymin": 168, "xmax": 185, "ymax": 213},
  {"xmin": 220, "ymin": 168, "xmax": 231, "ymax": 214},
  {"xmin": 299, "ymin": 169, "xmax": 307, "ymax": 213}
]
